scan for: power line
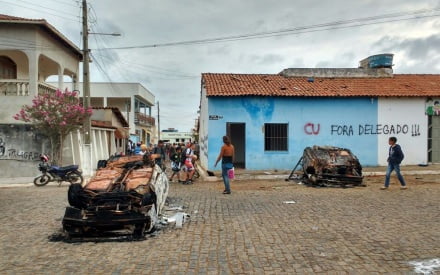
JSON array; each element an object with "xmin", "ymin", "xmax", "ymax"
[
  {"xmin": 42, "ymin": 0, "xmax": 79, "ymax": 8},
  {"xmin": 93, "ymin": 52, "xmax": 198, "ymax": 79},
  {"xmin": 7, "ymin": 0, "xmax": 80, "ymax": 18},
  {"xmin": 92, "ymin": 7, "xmax": 440, "ymax": 50},
  {"xmin": 0, "ymin": 0, "xmax": 80, "ymax": 22}
]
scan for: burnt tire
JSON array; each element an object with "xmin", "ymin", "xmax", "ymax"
[
  {"xmin": 68, "ymin": 183, "xmax": 85, "ymax": 209},
  {"xmin": 34, "ymin": 174, "xmax": 50, "ymax": 186},
  {"xmin": 67, "ymin": 171, "xmax": 83, "ymax": 185},
  {"xmin": 141, "ymin": 193, "xmax": 156, "ymax": 206}
]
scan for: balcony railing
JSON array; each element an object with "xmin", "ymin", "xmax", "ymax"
[
  {"xmin": 0, "ymin": 80, "xmax": 57, "ymax": 96},
  {"xmin": 38, "ymin": 82, "xmax": 58, "ymax": 95},
  {"xmin": 135, "ymin": 112, "xmax": 155, "ymax": 127},
  {"xmin": 0, "ymin": 79, "xmax": 29, "ymax": 96}
]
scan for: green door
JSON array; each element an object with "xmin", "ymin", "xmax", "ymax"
[{"xmin": 428, "ymin": 116, "xmax": 440, "ymax": 163}]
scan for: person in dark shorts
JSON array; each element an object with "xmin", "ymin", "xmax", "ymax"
[{"xmin": 214, "ymin": 136, "xmax": 235, "ymax": 194}]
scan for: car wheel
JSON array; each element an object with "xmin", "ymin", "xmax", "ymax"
[{"xmin": 68, "ymin": 183, "xmax": 85, "ymax": 208}]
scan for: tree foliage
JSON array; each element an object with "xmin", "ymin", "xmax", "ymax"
[{"xmin": 13, "ymin": 89, "xmax": 92, "ymax": 164}]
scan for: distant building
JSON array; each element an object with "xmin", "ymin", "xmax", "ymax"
[
  {"xmin": 54, "ymin": 82, "xmax": 156, "ymax": 146},
  {"xmin": 160, "ymin": 131, "xmax": 193, "ymax": 144},
  {"xmin": 199, "ymin": 55, "xmax": 440, "ymax": 170},
  {"xmin": 162, "ymin": 128, "xmax": 178, "ymax": 133}
]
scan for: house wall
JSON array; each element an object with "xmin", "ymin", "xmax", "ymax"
[
  {"xmin": 377, "ymin": 98, "xmax": 427, "ymax": 165},
  {"xmin": 204, "ymin": 96, "xmax": 427, "ymax": 170},
  {"xmin": 0, "ymin": 124, "xmax": 50, "ymax": 177},
  {"xmin": 199, "ymin": 87, "xmax": 209, "ymax": 169}
]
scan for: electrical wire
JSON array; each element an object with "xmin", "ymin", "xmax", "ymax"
[
  {"xmin": 91, "ymin": 8, "xmax": 440, "ymax": 50},
  {"xmin": 41, "ymin": 0, "xmax": 79, "ymax": 8},
  {"xmin": 0, "ymin": 0, "xmax": 80, "ymax": 22},
  {"xmin": 93, "ymin": 52, "xmax": 198, "ymax": 79},
  {"xmin": 7, "ymin": 0, "xmax": 79, "ymax": 18}
]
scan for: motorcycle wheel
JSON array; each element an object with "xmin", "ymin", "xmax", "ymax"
[
  {"xmin": 67, "ymin": 171, "xmax": 84, "ymax": 185},
  {"xmin": 34, "ymin": 174, "xmax": 50, "ymax": 186}
]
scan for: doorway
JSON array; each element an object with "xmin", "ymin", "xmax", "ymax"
[
  {"xmin": 226, "ymin": 122, "xmax": 246, "ymax": 168},
  {"xmin": 428, "ymin": 116, "xmax": 440, "ymax": 163}
]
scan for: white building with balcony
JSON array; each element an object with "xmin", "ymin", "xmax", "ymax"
[
  {"xmin": 0, "ymin": 14, "xmax": 84, "ymax": 177},
  {"xmin": 0, "ymin": 14, "xmax": 82, "ymax": 122},
  {"xmin": 54, "ymin": 82, "xmax": 156, "ymax": 146}
]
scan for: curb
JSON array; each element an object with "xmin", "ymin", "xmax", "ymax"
[
  {"xmin": 202, "ymin": 170, "xmax": 440, "ymax": 182},
  {"xmin": 1, "ymin": 170, "xmax": 439, "ymax": 187}
]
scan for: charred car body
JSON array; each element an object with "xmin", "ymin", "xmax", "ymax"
[
  {"xmin": 62, "ymin": 154, "xmax": 169, "ymax": 238},
  {"xmin": 287, "ymin": 146, "xmax": 364, "ymax": 187}
]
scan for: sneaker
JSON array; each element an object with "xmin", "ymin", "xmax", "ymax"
[
  {"xmin": 223, "ymin": 190, "xmax": 231, "ymax": 194},
  {"xmin": 186, "ymin": 180, "xmax": 193, "ymax": 185},
  {"xmin": 380, "ymin": 186, "xmax": 388, "ymax": 190},
  {"xmin": 400, "ymin": 186, "xmax": 408, "ymax": 190}
]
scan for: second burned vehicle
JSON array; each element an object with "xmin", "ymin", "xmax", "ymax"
[
  {"xmin": 287, "ymin": 146, "xmax": 364, "ymax": 187},
  {"xmin": 62, "ymin": 154, "xmax": 169, "ymax": 239}
]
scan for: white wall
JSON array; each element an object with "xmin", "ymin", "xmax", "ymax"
[
  {"xmin": 199, "ymin": 86, "xmax": 209, "ymax": 169},
  {"xmin": 377, "ymin": 97, "xmax": 428, "ymax": 165}
]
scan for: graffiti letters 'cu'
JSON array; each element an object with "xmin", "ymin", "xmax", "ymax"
[{"xmin": 304, "ymin": 123, "xmax": 320, "ymax": 135}]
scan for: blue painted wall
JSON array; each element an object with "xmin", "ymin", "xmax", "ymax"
[{"xmin": 207, "ymin": 96, "xmax": 378, "ymax": 170}]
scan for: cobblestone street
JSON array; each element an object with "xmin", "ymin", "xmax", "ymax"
[{"xmin": 1, "ymin": 175, "xmax": 439, "ymax": 274}]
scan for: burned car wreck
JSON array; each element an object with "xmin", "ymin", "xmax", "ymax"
[
  {"xmin": 287, "ymin": 146, "xmax": 364, "ymax": 187},
  {"xmin": 62, "ymin": 154, "xmax": 169, "ymax": 239}
]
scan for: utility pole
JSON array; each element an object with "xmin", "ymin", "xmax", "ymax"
[
  {"xmin": 157, "ymin": 101, "xmax": 160, "ymax": 141},
  {"xmin": 82, "ymin": 0, "xmax": 92, "ymax": 176}
]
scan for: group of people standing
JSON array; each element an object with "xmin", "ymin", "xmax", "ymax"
[
  {"xmin": 127, "ymin": 140, "xmax": 199, "ymax": 185},
  {"xmin": 169, "ymin": 142, "xmax": 198, "ymax": 185},
  {"xmin": 125, "ymin": 135, "xmax": 408, "ymax": 194}
]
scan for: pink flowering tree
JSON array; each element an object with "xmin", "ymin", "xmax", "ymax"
[{"xmin": 13, "ymin": 89, "xmax": 92, "ymax": 165}]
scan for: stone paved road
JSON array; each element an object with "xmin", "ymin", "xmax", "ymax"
[{"xmin": 0, "ymin": 175, "xmax": 439, "ymax": 274}]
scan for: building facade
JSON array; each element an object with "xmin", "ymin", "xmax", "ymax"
[
  {"xmin": 199, "ymin": 68, "xmax": 440, "ymax": 171},
  {"xmin": 160, "ymin": 131, "xmax": 193, "ymax": 144},
  {"xmin": 55, "ymin": 82, "xmax": 156, "ymax": 146},
  {"xmin": 0, "ymin": 14, "xmax": 84, "ymax": 177}
]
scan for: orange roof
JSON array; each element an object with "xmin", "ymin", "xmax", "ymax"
[
  {"xmin": 202, "ymin": 73, "xmax": 440, "ymax": 97},
  {"xmin": 0, "ymin": 14, "xmax": 83, "ymax": 60}
]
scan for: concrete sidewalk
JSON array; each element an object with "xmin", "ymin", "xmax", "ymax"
[
  {"xmin": 1, "ymin": 164, "xmax": 439, "ymax": 186},
  {"xmin": 201, "ymin": 164, "xmax": 440, "ymax": 182}
]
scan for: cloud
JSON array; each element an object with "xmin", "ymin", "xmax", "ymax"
[{"xmin": 372, "ymin": 34, "xmax": 440, "ymax": 73}]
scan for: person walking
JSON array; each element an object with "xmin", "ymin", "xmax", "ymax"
[
  {"xmin": 214, "ymin": 136, "xmax": 235, "ymax": 194},
  {"xmin": 153, "ymin": 140, "xmax": 166, "ymax": 170},
  {"xmin": 381, "ymin": 136, "xmax": 407, "ymax": 190},
  {"xmin": 169, "ymin": 146, "xmax": 183, "ymax": 182}
]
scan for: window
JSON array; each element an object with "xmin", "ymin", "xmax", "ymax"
[
  {"xmin": 264, "ymin": 123, "xmax": 288, "ymax": 151},
  {"xmin": 0, "ymin": 56, "xmax": 17, "ymax": 79}
]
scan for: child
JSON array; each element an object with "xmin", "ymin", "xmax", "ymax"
[{"xmin": 169, "ymin": 146, "xmax": 182, "ymax": 182}]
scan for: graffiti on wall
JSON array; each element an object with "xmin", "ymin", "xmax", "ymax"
[
  {"xmin": 426, "ymin": 99, "xmax": 440, "ymax": 116},
  {"xmin": 304, "ymin": 123, "xmax": 320, "ymax": 135},
  {"xmin": 0, "ymin": 137, "xmax": 5, "ymax": 156},
  {"xmin": 0, "ymin": 125, "xmax": 50, "ymax": 161},
  {"xmin": 330, "ymin": 124, "xmax": 421, "ymax": 136},
  {"xmin": 0, "ymin": 135, "xmax": 42, "ymax": 160},
  {"xmin": 199, "ymin": 134, "xmax": 209, "ymax": 159},
  {"xmin": 303, "ymin": 123, "xmax": 421, "ymax": 137}
]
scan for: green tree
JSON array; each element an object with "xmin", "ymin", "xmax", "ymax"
[{"xmin": 13, "ymin": 89, "xmax": 92, "ymax": 165}]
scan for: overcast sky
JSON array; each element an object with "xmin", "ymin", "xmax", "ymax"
[{"xmin": 3, "ymin": 0, "xmax": 440, "ymax": 131}]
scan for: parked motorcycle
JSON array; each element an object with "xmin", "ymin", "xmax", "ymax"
[{"xmin": 34, "ymin": 154, "xmax": 83, "ymax": 186}]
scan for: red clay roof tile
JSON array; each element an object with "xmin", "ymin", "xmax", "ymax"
[{"xmin": 202, "ymin": 73, "xmax": 440, "ymax": 97}]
